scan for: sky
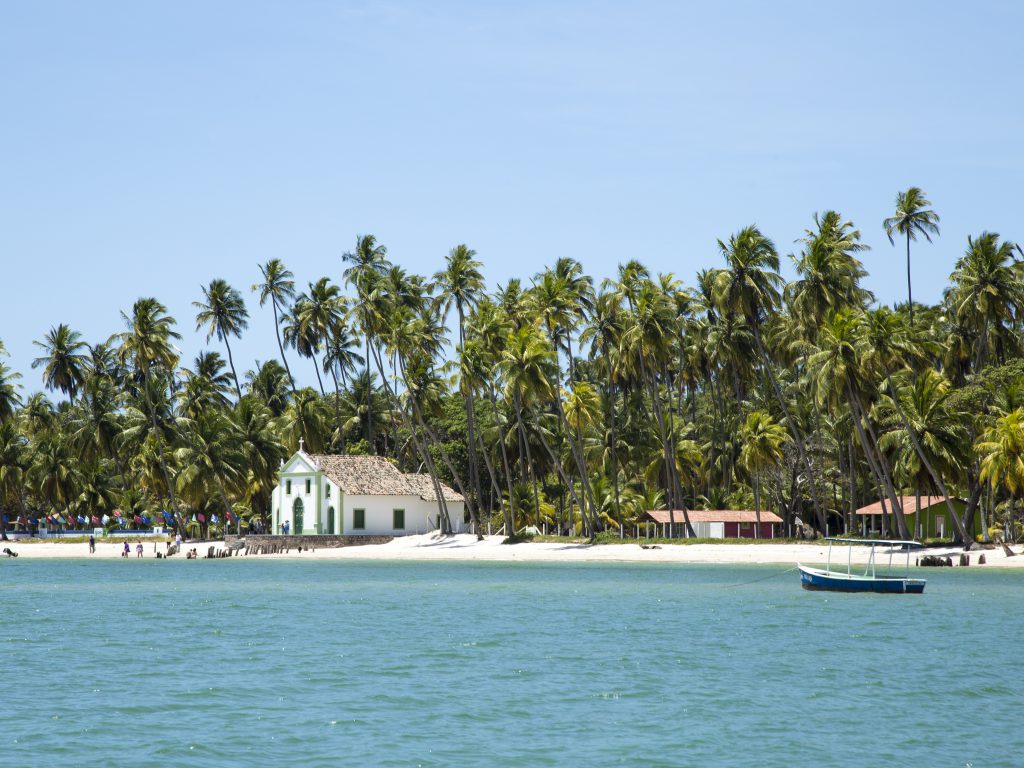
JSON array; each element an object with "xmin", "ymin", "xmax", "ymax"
[{"xmin": 1, "ymin": 1, "xmax": 1022, "ymax": 395}]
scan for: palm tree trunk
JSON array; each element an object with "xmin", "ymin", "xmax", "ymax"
[
  {"xmin": 311, "ymin": 358, "xmax": 326, "ymax": 396},
  {"xmin": 223, "ymin": 335, "xmax": 242, "ymax": 400},
  {"xmin": 458, "ymin": 307, "xmax": 485, "ymax": 537},
  {"xmin": 487, "ymin": 385, "xmax": 517, "ymax": 536},
  {"xmin": 272, "ymin": 299, "xmax": 298, "ymax": 395},
  {"xmin": 906, "ymin": 231, "xmax": 914, "ymax": 328},
  {"xmin": 365, "ymin": 337, "xmax": 374, "ymax": 450},
  {"xmin": 329, "ymin": 368, "xmax": 344, "ymax": 453},
  {"xmin": 512, "ymin": 393, "xmax": 541, "ymax": 526},
  {"xmin": 607, "ymin": 377, "xmax": 623, "ymax": 534},
  {"xmin": 550, "ymin": 340, "xmax": 595, "ymax": 536}
]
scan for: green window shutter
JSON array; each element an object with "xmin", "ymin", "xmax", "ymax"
[
  {"xmin": 353, "ymin": 509, "xmax": 365, "ymax": 530},
  {"xmin": 393, "ymin": 509, "xmax": 405, "ymax": 530},
  {"xmin": 286, "ymin": 480, "xmax": 291, "ymax": 495}
]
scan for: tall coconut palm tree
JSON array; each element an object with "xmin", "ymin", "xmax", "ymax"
[
  {"xmin": 434, "ymin": 244, "xmax": 486, "ymax": 523},
  {"xmin": 342, "ymin": 234, "xmax": 391, "ymax": 452},
  {"xmin": 883, "ymin": 187, "xmax": 940, "ymax": 328},
  {"xmin": 713, "ymin": 225, "xmax": 827, "ymax": 532},
  {"xmin": 252, "ymin": 259, "xmax": 298, "ymax": 393},
  {"xmin": 194, "ymin": 278, "xmax": 249, "ymax": 399},
  {"xmin": 786, "ymin": 211, "xmax": 871, "ymax": 337},
  {"xmin": 501, "ymin": 324, "xmax": 557, "ymax": 524},
  {"xmin": 115, "ymin": 298, "xmax": 183, "ymax": 528},
  {"xmin": 32, "ymin": 324, "xmax": 89, "ymax": 402}
]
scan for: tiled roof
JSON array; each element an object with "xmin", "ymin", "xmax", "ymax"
[
  {"xmin": 404, "ymin": 473, "xmax": 465, "ymax": 503},
  {"xmin": 306, "ymin": 453, "xmax": 463, "ymax": 501},
  {"xmin": 644, "ymin": 509, "xmax": 783, "ymax": 524},
  {"xmin": 855, "ymin": 496, "xmax": 958, "ymax": 516}
]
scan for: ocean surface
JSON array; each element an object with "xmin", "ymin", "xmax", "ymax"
[{"xmin": 2, "ymin": 557, "xmax": 1021, "ymax": 767}]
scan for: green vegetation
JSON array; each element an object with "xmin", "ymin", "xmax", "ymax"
[{"xmin": 2, "ymin": 188, "xmax": 1024, "ymax": 544}]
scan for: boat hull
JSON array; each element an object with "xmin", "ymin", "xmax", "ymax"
[{"xmin": 798, "ymin": 565, "xmax": 925, "ymax": 594}]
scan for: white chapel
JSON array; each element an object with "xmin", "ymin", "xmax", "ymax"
[{"xmin": 271, "ymin": 449, "xmax": 466, "ymax": 536}]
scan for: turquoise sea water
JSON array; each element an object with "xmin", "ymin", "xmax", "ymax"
[{"xmin": 3, "ymin": 558, "xmax": 1021, "ymax": 767}]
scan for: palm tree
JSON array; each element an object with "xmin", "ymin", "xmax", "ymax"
[
  {"xmin": 806, "ymin": 310, "xmax": 910, "ymax": 538},
  {"xmin": 178, "ymin": 351, "xmax": 233, "ymax": 420},
  {"xmin": 883, "ymin": 187, "xmax": 940, "ymax": 328},
  {"xmin": 945, "ymin": 232, "xmax": 1022, "ymax": 371},
  {"xmin": 343, "ymin": 234, "xmax": 391, "ymax": 452},
  {"xmin": 434, "ymin": 244, "xmax": 486, "ymax": 526},
  {"xmin": 876, "ymin": 368, "xmax": 969, "ymax": 536},
  {"xmin": 738, "ymin": 410, "xmax": 789, "ymax": 536},
  {"xmin": 786, "ymin": 211, "xmax": 871, "ymax": 337},
  {"xmin": 0, "ymin": 359, "xmax": 22, "ymax": 422},
  {"xmin": 501, "ymin": 324, "xmax": 557, "ymax": 525},
  {"xmin": 713, "ymin": 225, "xmax": 827, "ymax": 533},
  {"xmin": 245, "ymin": 360, "xmax": 292, "ymax": 417},
  {"xmin": 115, "ymin": 298, "xmax": 183, "ymax": 529},
  {"xmin": 977, "ymin": 408, "xmax": 1024, "ymax": 541},
  {"xmin": 0, "ymin": 419, "xmax": 30, "ymax": 527},
  {"xmin": 194, "ymin": 278, "xmax": 249, "ymax": 399},
  {"xmin": 860, "ymin": 308, "xmax": 970, "ymax": 542},
  {"xmin": 252, "ymin": 259, "xmax": 298, "ymax": 393},
  {"xmin": 235, "ymin": 394, "xmax": 287, "ymax": 529},
  {"xmin": 32, "ymin": 324, "xmax": 89, "ymax": 402},
  {"xmin": 175, "ymin": 410, "xmax": 247, "ymax": 532}
]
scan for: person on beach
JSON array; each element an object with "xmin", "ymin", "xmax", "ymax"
[
  {"xmin": 122, "ymin": 541, "xmax": 130, "ymax": 558},
  {"xmin": 135, "ymin": 542, "xmax": 143, "ymax": 558},
  {"xmin": 88, "ymin": 535, "xmax": 95, "ymax": 554},
  {"xmin": 175, "ymin": 532, "xmax": 182, "ymax": 554}
]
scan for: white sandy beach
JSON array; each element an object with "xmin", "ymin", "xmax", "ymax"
[{"xmin": 4, "ymin": 534, "xmax": 1023, "ymax": 568}]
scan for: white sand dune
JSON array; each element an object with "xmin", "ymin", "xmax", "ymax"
[{"xmin": 5, "ymin": 534, "xmax": 1022, "ymax": 568}]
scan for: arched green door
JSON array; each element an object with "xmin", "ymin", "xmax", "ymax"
[
  {"xmin": 293, "ymin": 498, "xmax": 304, "ymax": 534},
  {"xmin": 326, "ymin": 506, "xmax": 335, "ymax": 535}
]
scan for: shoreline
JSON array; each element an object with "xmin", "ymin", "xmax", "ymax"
[{"xmin": 4, "ymin": 534, "xmax": 1023, "ymax": 568}]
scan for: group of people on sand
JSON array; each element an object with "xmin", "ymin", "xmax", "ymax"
[{"xmin": 85, "ymin": 532, "xmax": 198, "ymax": 560}]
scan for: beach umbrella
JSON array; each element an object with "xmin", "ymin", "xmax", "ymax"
[
  {"xmin": 211, "ymin": 514, "xmax": 219, "ymax": 524},
  {"xmin": 198, "ymin": 513, "xmax": 206, "ymax": 524},
  {"xmin": 101, "ymin": 514, "xmax": 110, "ymax": 525},
  {"xmin": 91, "ymin": 516, "xmax": 100, "ymax": 526}
]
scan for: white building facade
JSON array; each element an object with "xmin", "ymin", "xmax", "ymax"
[{"xmin": 270, "ymin": 452, "xmax": 466, "ymax": 536}]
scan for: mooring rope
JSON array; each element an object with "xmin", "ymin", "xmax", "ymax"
[{"xmin": 722, "ymin": 566, "xmax": 798, "ymax": 588}]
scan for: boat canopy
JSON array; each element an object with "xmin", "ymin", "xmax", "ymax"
[{"xmin": 825, "ymin": 538, "xmax": 922, "ymax": 548}]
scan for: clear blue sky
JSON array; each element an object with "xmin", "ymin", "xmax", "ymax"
[{"xmin": 1, "ymin": 1, "xmax": 1021, "ymax": 394}]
